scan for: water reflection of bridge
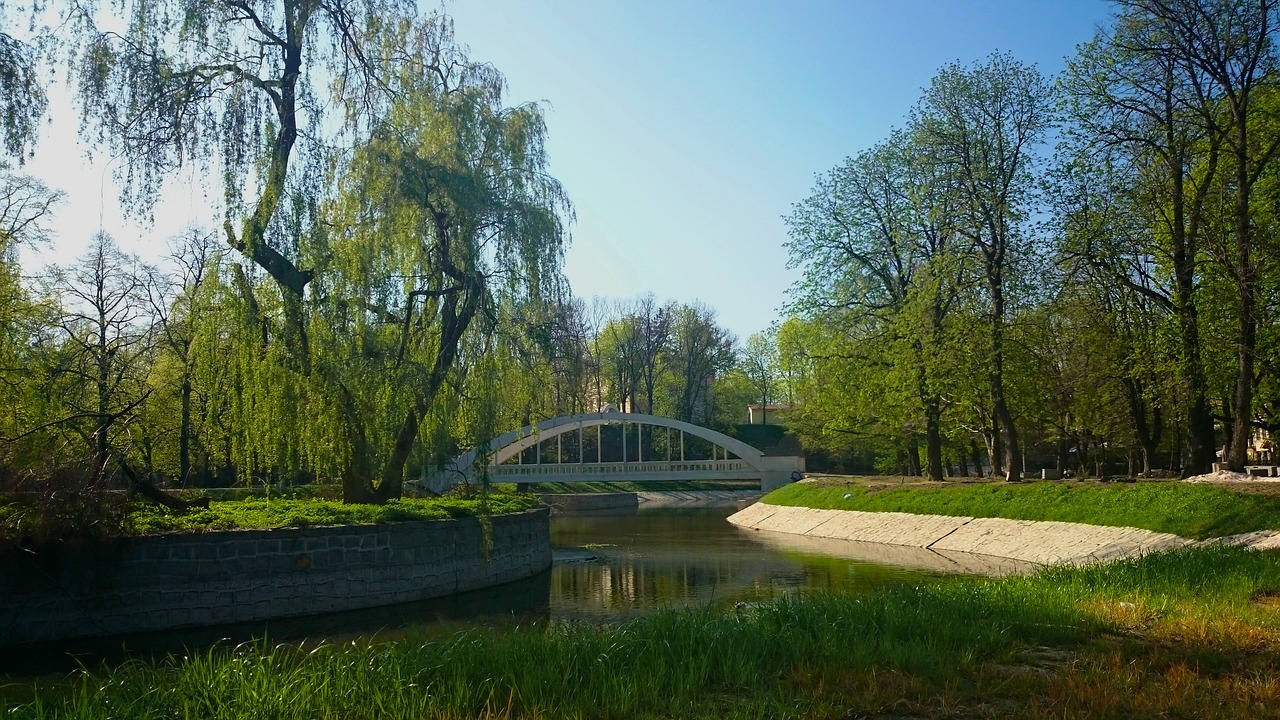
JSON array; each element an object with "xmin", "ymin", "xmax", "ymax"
[{"xmin": 423, "ymin": 412, "xmax": 804, "ymax": 492}]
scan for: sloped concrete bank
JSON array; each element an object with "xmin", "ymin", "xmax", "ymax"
[
  {"xmin": 637, "ymin": 490, "xmax": 761, "ymax": 508},
  {"xmin": 728, "ymin": 502, "xmax": 1192, "ymax": 572},
  {"xmin": 538, "ymin": 490, "xmax": 761, "ymax": 514},
  {"xmin": 538, "ymin": 493, "xmax": 639, "ymax": 513}
]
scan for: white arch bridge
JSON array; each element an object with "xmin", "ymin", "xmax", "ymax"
[{"xmin": 419, "ymin": 412, "xmax": 804, "ymax": 493}]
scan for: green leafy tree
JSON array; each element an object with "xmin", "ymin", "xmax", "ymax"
[
  {"xmin": 741, "ymin": 330, "xmax": 779, "ymax": 425},
  {"xmin": 1124, "ymin": 0, "xmax": 1280, "ymax": 470},
  {"xmin": 913, "ymin": 52, "xmax": 1053, "ymax": 480},
  {"xmin": 784, "ymin": 128, "xmax": 968, "ymax": 479},
  {"xmin": 143, "ymin": 229, "xmax": 223, "ymax": 484},
  {"xmin": 663, "ymin": 302, "xmax": 735, "ymax": 424},
  {"xmin": 69, "ymin": 0, "xmax": 454, "ymax": 366},
  {"xmin": 1061, "ymin": 4, "xmax": 1226, "ymax": 474},
  {"xmin": 599, "ymin": 307, "xmax": 644, "ymax": 412},
  {"xmin": 0, "ymin": 171, "xmax": 60, "ymax": 474}
]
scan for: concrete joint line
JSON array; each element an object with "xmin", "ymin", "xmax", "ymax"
[{"xmin": 926, "ymin": 516, "xmax": 974, "ymax": 550}]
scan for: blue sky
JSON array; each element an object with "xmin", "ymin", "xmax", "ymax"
[
  {"xmin": 25, "ymin": 0, "xmax": 1114, "ymax": 341},
  {"xmin": 439, "ymin": 0, "xmax": 1114, "ymax": 340}
]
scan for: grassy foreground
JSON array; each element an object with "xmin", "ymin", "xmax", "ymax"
[
  {"xmin": 5, "ymin": 545, "xmax": 1280, "ymax": 718},
  {"xmin": 764, "ymin": 477, "xmax": 1280, "ymax": 539}
]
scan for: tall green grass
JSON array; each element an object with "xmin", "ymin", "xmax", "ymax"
[
  {"xmin": 764, "ymin": 480, "xmax": 1280, "ymax": 539},
  {"xmin": 10, "ymin": 545, "xmax": 1278, "ymax": 719}
]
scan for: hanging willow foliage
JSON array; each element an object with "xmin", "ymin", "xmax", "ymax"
[
  {"xmin": 310, "ymin": 35, "xmax": 572, "ymax": 502},
  {"xmin": 63, "ymin": 2, "xmax": 571, "ymax": 502}
]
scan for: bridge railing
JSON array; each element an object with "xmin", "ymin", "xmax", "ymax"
[{"xmin": 489, "ymin": 459, "xmax": 752, "ymax": 478}]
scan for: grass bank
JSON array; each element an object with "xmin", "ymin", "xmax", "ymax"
[
  {"xmin": 763, "ymin": 477, "xmax": 1280, "ymax": 539},
  {"xmin": 5, "ymin": 544, "xmax": 1280, "ymax": 718},
  {"xmin": 1, "ymin": 493, "xmax": 542, "ymax": 538}
]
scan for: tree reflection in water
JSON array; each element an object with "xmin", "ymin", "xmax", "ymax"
[{"xmin": 549, "ymin": 507, "xmax": 933, "ymax": 621}]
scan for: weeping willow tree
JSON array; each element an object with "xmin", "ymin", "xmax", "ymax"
[
  {"xmin": 310, "ymin": 48, "xmax": 570, "ymax": 503},
  {"xmin": 70, "ymin": 0, "xmax": 430, "ymax": 362},
  {"xmin": 0, "ymin": 0, "xmax": 48, "ymax": 160},
  {"xmin": 69, "ymin": 3, "xmax": 570, "ymax": 501}
]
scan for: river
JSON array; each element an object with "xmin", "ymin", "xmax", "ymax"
[{"xmin": 548, "ymin": 505, "xmax": 931, "ymax": 620}]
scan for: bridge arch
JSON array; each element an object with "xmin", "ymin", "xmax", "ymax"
[
  {"xmin": 454, "ymin": 412, "xmax": 765, "ymax": 474},
  {"xmin": 417, "ymin": 412, "xmax": 801, "ymax": 492}
]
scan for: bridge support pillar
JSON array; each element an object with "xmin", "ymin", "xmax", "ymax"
[{"xmin": 758, "ymin": 455, "xmax": 807, "ymax": 491}]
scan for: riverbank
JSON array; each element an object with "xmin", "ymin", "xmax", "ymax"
[
  {"xmin": 728, "ymin": 502, "xmax": 1192, "ymax": 570},
  {"xmin": 7, "ymin": 544, "xmax": 1280, "ymax": 718},
  {"xmin": 763, "ymin": 476, "xmax": 1280, "ymax": 538},
  {"xmin": 729, "ymin": 478, "xmax": 1280, "ymax": 571}
]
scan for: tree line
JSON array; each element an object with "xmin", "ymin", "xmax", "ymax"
[
  {"xmin": 781, "ymin": 0, "xmax": 1280, "ymax": 480},
  {"xmin": 0, "ymin": 1, "xmax": 769, "ymax": 504}
]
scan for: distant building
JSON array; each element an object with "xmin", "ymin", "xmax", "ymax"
[
  {"xmin": 1252, "ymin": 426, "xmax": 1274, "ymax": 465},
  {"xmin": 747, "ymin": 403, "xmax": 792, "ymax": 426}
]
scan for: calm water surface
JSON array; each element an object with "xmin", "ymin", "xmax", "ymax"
[{"xmin": 549, "ymin": 506, "xmax": 933, "ymax": 620}]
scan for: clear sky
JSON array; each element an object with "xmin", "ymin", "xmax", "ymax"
[{"xmin": 22, "ymin": 0, "xmax": 1114, "ymax": 342}]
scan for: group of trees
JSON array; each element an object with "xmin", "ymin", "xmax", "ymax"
[
  {"xmin": 17, "ymin": 0, "xmax": 1261, "ymax": 501},
  {"xmin": 0, "ymin": 1, "xmax": 582, "ymax": 502},
  {"xmin": 783, "ymin": 0, "xmax": 1280, "ymax": 480},
  {"xmin": 0, "ymin": 1, "xmax": 770, "ymax": 503},
  {"xmin": 469, "ymin": 292, "xmax": 762, "ymax": 434}
]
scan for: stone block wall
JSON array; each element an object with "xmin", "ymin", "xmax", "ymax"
[{"xmin": 0, "ymin": 508, "xmax": 551, "ymax": 646}]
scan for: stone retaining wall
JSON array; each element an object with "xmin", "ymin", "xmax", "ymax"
[
  {"xmin": 728, "ymin": 502, "xmax": 1189, "ymax": 568},
  {"xmin": 0, "ymin": 508, "xmax": 551, "ymax": 646}
]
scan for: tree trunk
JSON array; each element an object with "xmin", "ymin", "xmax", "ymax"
[
  {"xmin": 985, "ymin": 412, "xmax": 1005, "ymax": 479},
  {"xmin": 1227, "ymin": 135, "xmax": 1257, "ymax": 471},
  {"xmin": 179, "ymin": 378, "xmax": 192, "ymax": 486},
  {"xmin": 1121, "ymin": 378, "xmax": 1162, "ymax": 476},
  {"xmin": 94, "ymin": 310, "xmax": 110, "ymax": 484},
  {"xmin": 1056, "ymin": 414, "xmax": 1071, "ymax": 472},
  {"xmin": 1169, "ymin": 136, "xmax": 1217, "ymax": 476},
  {"xmin": 905, "ymin": 437, "xmax": 921, "ymax": 477},
  {"xmin": 915, "ymin": 335, "xmax": 944, "ymax": 480},
  {"xmin": 988, "ymin": 282, "xmax": 1021, "ymax": 480},
  {"xmin": 924, "ymin": 395, "xmax": 944, "ymax": 481}
]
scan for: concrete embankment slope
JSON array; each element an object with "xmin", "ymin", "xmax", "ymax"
[
  {"xmin": 539, "ymin": 490, "xmax": 760, "ymax": 514},
  {"xmin": 728, "ymin": 502, "xmax": 1191, "ymax": 569}
]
